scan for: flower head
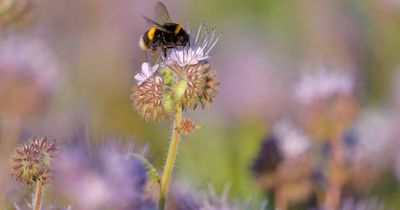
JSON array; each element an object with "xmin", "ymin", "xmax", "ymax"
[
  {"xmin": 10, "ymin": 136, "xmax": 58, "ymax": 185},
  {"xmin": 132, "ymin": 23, "xmax": 220, "ymax": 120},
  {"xmin": 178, "ymin": 118, "xmax": 195, "ymax": 135},
  {"xmin": 0, "ymin": 37, "xmax": 58, "ymax": 89},
  {"xmin": 55, "ymin": 137, "xmax": 156, "ymax": 210},
  {"xmin": 180, "ymin": 63, "xmax": 220, "ymax": 109},
  {"xmin": 0, "ymin": 37, "xmax": 60, "ymax": 117},
  {"xmin": 165, "ymin": 23, "xmax": 220, "ymax": 67},
  {"xmin": 273, "ymin": 120, "xmax": 311, "ymax": 159},
  {"xmin": 295, "ymin": 67, "xmax": 355, "ymax": 105},
  {"xmin": 131, "ymin": 75, "xmax": 173, "ymax": 121}
]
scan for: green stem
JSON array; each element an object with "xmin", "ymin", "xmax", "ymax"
[
  {"xmin": 33, "ymin": 181, "xmax": 43, "ymax": 210},
  {"xmin": 159, "ymin": 104, "xmax": 182, "ymax": 209}
]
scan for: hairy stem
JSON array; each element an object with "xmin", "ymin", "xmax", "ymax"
[
  {"xmin": 159, "ymin": 104, "xmax": 183, "ymax": 209},
  {"xmin": 324, "ymin": 133, "xmax": 344, "ymax": 210},
  {"xmin": 33, "ymin": 181, "xmax": 44, "ymax": 210}
]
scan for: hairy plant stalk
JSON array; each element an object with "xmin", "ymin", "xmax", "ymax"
[
  {"xmin": 159, "ymin": 104, "xmax": 183, "ymax": 209},
  {"xmin": 33, "ymin": 181, "xmax": 44, "ymax": 210},
  {"xmin": 324, "ymin": 133, "xmax": 344, "ymax": 210}
]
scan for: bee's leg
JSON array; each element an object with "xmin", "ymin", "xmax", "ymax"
[
  {"xmin": 162, "ymin": 47, "xmax": 167, "ymax": 57},
  {"xmin": 150, "ymin": 49, "xmax": 157, "ymax": 57}
]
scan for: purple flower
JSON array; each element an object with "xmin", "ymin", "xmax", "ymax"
[
  {"xmin": 134, "ymin": 62, "xmax": 160, "ymax": 85},
  {"xmin": 295, "ymin": 67, "xmax": 355, "ymax": 105},
  {"xmin": 165, "ymin": 23, "xmax": 220, "ymax": 67},
  {"xmin": 54, "ymin": 137, "xmax": 156, "ymax": 210}
]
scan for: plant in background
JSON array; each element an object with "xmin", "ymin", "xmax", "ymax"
[
  {"xmin": 295, "ymin": 67, "xmax": 359, "ymax": 210},
  {"xmin": 10, "ymin": 136, "xmax": 58, "ymax": 210},
  {"xmin": 131, "ymin": 23, "xmax": 220, "ymax": 209},
  {"xmin": 251, "ymin": 120, "xmax": 315, "ymax": 210},
  {"xmin": 0, "ymin": 37, "xmax": 59, "ymax": 205},
  {"xmin": 54, "ymin": 135, "xmax": 156, "ymax": 210}
]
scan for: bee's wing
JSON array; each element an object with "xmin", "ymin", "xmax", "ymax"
[
  {"xmin": 155, "ymin": 1, "xmax": 172, "ymax": 23},
  {"xmin": 142, "ymin": 15, "xmax": 163, "ymax": 27},
  {"xmin": 142, "ymin": 15, "xmax": 170, "ymax": 32}
]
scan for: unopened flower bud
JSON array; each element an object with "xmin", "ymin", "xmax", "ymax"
[{"xmin": 178, "ymin": 118, "xmax": 195, "ymax": 135}]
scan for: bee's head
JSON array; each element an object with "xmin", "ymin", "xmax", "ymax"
[
  {"xmin": 175, "ymin": 25, "xmax": 189, "ymax": 46},
  {"xmin": 178, "ymin": 31, "xmax": 189, "ymax": 46}
]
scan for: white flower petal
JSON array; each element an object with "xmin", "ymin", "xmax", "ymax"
[
  {"xmin": 134, "ymin": 62, "xmax": 159, "ymax": 85},
  {"xmin": 164, "ymin": 23, "xmax": 220, "ymax": 67}
]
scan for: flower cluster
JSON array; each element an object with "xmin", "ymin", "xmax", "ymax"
[
  {"xmin": 10, "ymin": 136, "xmax": 58, "ymax": 185},
  {"xmin": 131, "ymin": 23, "xmax": 220, "ymax": 121},
  {"xmin": 295, "ymin": 67, "xmax": 359, "ymax": 139},
  {"xmin": 251, "ymin": 121, "xmax": 315, "ymax": 209}
]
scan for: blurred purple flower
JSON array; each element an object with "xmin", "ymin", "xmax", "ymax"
[
  {"xmin": 340, "ymin": 197, "xmax": 385, "ymax": 210},
  {"xmin": 273, "ymin": 120, "xmax": 311, "ymax": 159},
  {"xmin": 134, "ymin": 62, "xmax": 160, "ymax": 85},
  {"xmin": 54, "ymin": 137, "xmax": 156, "ymax": 210},
  {"xmin": 168, "ymin": 183, "xmax": 258, "ymax": 210},
  {"xmin": 352, "ymin": 109, "xmax": 395, "ymax": 168},
  {"xmin": 295, "ymin": 67, "xmax": 355, "ymax": 105},
  {"xmin": 0, "ymin": 36, "xmax": 59, "ymax": 89}
]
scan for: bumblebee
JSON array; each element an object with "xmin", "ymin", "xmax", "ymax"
[{"xmin": 139, "ymin": 1, "xmax": 189, "ymax": 56}]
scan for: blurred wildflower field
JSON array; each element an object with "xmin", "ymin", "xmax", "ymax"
[{"xmin": 1, "ymin": 0, "xmax": 400, "ymax": 209}]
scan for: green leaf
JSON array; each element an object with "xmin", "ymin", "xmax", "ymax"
[{"xmin": 130, "ymin": 153, "xmax": 161, "ymax": 185}]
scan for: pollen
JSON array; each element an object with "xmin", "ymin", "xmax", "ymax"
[{"xmin": 147, "ymin": 27, "xmax": 157, "ymax": 40}]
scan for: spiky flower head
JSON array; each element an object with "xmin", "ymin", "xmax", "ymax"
[
  {"xmin": 0, "ymin": 0, "xmax": 34, "ymax": 29},
  {"xmin": 10, "ymin": 136, "xmax": 58, "ymax": 185},
  {"xmin": 132, "ymin": 23, "xmax": 220, "ymax": 121},
  {"xmin": 131, "ymin": 65, "xmax": 173, "ymax": 121},
  {"xmin": 165, "ymin": 23, "xmax": 220, "ymax": 110}
]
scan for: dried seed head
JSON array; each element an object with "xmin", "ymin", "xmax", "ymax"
[
  {"xmin": 131, "ymin": 75, "xmax": 173, "ymax": 121},
  {"xmin": 10, "ymin": 136, "xmax": 58, "ymax": 185},
  {"xmin": 180, "ymin": 62, "xmax": 219, "ymax": 110},
  {"xmin": 178, "ymin": 118, "xmax": 195, "ymax": 135}
]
